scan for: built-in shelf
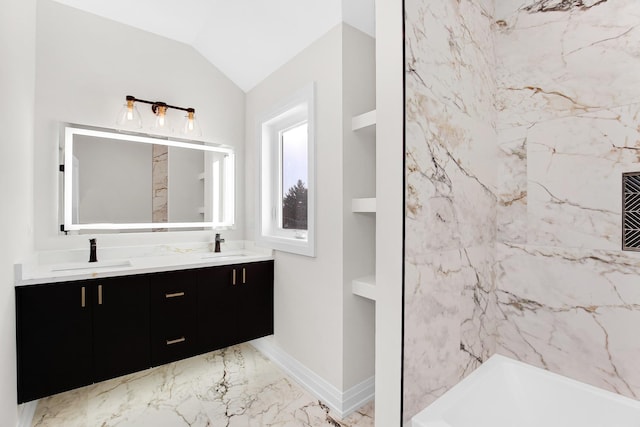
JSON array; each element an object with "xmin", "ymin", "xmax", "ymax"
[
  {"xmin": 351, "ymin": 110, "xmax": 376, "ymax": 131},
  {"xmin": 352, "ymin": 275, "xmax": 376, "ymax": 301},
  {"xmin": 351, "ymin": 197, "xmax": 376, "ymax": 213}
]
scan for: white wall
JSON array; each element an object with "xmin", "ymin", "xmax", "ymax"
[
  {"xmin": 246, "ymin": 24, "xmax": 345, "ymax": 389},
  {"xmin": 34, "ymin": 0, "xmax": 245, "ymax": 249},
  {"xmin": 0, "ymin": 0, "xmax": 36, "ymax": 424},
  {"xmin": 246, "ymin": 22, "xmax": 378, "ymax": 394}
]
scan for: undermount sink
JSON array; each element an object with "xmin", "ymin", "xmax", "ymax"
[
  {"xmin": 49, "ymin": 259, "xmax": 132, "ymax": 272},
  {"xmin": 200, "ymin": 252, "xmax": 248, "ymax": 260}
]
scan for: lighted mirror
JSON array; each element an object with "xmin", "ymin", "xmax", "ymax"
[{"xmin": 62, "ymin": 125, "xmax": 235, "ymax": 232}]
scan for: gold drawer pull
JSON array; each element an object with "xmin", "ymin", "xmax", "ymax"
[
  {"xmin": 242, "ymin": 268, "xmax": 246, "ymax": 284},
  {"xmin": 232, "ymin": 269, "xmax": 236, "ymax": 285},
  {"xmin": 81, "ymin": 286, "xmax": 86, "ymax": 308},
  {"xmin": 166, "ymin": 337, "xmax": 186, "ymax": 345},
  {"xmin": 165, "ymin": 292, "xmax": 185, "ymax": 298},
  {"xmin": 98, "ymin": 285, "xmax": 103, "ymax": 305}
]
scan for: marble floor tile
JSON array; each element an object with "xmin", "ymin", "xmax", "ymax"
[{"xmin": 31, "ymin": 343, "xmax": 374, "ymax": 427}]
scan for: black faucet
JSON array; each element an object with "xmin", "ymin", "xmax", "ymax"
[
  {"xmin": 214, "ymin": 233, "xmax": 224, "ymax": 253},
  {"xmin": 89, "ymin": 238, "xmax": 97, "ymax": 263}
]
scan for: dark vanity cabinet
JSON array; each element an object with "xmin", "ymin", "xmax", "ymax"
[
  {"xmin": 16, "ymin": 275, "xmax": 150, "ymax": 403},
  {"xmin": 16, "ymin": 260, "xmax": 274, "ymax": 403},
  {"xmin": 150, "ymin": 270, "xmax": 198, "ymax": 365},
  {"xmin": 197, "ymin": 261, "xmax": 274, "ymax": 351}
]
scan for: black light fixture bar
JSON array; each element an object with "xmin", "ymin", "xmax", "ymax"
[{"xmin": 126, "ymin": 95, "xmax": 195, "ymax": 114}]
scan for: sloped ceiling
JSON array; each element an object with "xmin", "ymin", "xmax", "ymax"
[{"xmin": 51, "ymin": 0, "xmax": 375, "ymax": 92}]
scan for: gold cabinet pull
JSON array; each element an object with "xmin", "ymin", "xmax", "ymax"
[
  {"xmin": 232, "ymin": 269, "xmax": 236, "ymax": 285},
  {"xmin": 166, "ymin": 337, "xmax": 186, "ymax": 345},
  {"xmin": 98, "ymin": 284, "xmax": 103, "ymax": 305},
  {"xmin": 242, "ymin": 267, "xmax": 246, "ymax": 284},
  {"xmin": 81, "ymin": 286, "xmax": 86, "ymax": 308},
  {"xmin": 165, "ymin": 292, "xmax": 185, "ymax": 299}
]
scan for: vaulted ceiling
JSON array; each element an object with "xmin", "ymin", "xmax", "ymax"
[{"xmin": 51, "ymin": 0, "xmax": 375, "ymax": 92}]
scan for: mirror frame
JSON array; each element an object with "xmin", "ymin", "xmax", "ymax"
[{"xmin": 62, "ymin": 124, "xmax": 235, "ymax": 232}]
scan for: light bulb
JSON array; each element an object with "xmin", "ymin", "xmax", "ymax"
[
  {"xmin": 116, "ymin": 97, "xmax": 142, "ymax": 129},
  {"xmin": 151, "ymin": 104, "xmax": 172, "ymax": 133},
  {"xmin": 181, "ymin": 109, "xmax": 202, "ymax": 137}
]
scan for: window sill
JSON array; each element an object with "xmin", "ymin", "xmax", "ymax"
[{"xmin": 257, "ymin": 234, "xmax": 315, "ymax": 257}]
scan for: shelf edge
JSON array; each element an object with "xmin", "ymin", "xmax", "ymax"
[
  {"xmin": 352, "ymin": 275, "xmax": 376, "ymax": 301},
  {"xmin": 351, "ymin": 110, "xmax": 376, "ymax": 131}
]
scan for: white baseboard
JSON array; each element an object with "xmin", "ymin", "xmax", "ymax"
[
  {"xmin": 250, "ymin": 338, "xmax": 374, "ymax": 419},
  {"xmin": 17, "ymin": 400, "xmax": 38, "ymax": 427}
]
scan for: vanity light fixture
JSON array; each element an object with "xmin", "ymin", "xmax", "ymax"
[{"xmin": 116, "ymin": 95, "xmax": 203, "ymax": 137}]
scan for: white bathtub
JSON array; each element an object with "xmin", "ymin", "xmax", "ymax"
[{"xmin": 411, "ymin": 354, "xmax": 640, "ymax": 427}]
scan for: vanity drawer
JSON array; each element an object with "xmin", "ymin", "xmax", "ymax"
[{"xmin": 149, "ymin": 271, "xmax": 198, "ymax": 365}]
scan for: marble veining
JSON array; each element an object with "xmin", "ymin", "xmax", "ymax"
[
  {"xmin": 495, "ymin": 0, "xmax": 640, "ymax": 406},
  {"xmin": 403, "ymin": 245, "xmax": 497, "ymax": 420},
  {"xmin": 403, "ymin": 0, "xmax": 497, "ymax": 421},
  {"xmin": 495, "ymin": 243, "xmax": 640, "ymax": 399},
  {"xmin": 523, "ymin": 0, "xmax": 608, "ymax": 13},
  {"xmin": 32, "ymin": 343, "xmax": 374, "ymax": 427}
]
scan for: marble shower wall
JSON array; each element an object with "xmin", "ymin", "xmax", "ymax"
[
  {"xmin": 403, "ymin": 0, "xmax": 498, "ymax": 421},
  {"xmin": 404, "ymin": 0, "xmax": 640, "ymax": 421},
  {"xmin": 495, "ymin": 0, "xmax": 640, "ymax": 400}
]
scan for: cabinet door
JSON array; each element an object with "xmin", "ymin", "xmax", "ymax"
[
  {"xmin": 197, "ymin": 261, "xmax": 274, "ymax": 353},
  {"xmin": 196, "ymin": 265, "xmax": 237, "ymax": 352},
  {"xmin": 93, "ymin": 275, "xmax": 150, "ymax": 382},
  {"xmin": 150, "ymin": 271, "xmax": 198, "ymax": 365},
  {"xmin": 235, "ymin": 261, "xmax": 274, "ymax": 342},
  {"xmin": 16, "ymin": 282, "xmax": 93, "ymax": 403}
]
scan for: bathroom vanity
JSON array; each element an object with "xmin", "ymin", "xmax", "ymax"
[
  {"xmin": 15, "ymin": 249, "xmax": 273, "ymax": 403},
  {"xmin": 12, "ymin": 122, "xmax": 274, "ymax": 403}
]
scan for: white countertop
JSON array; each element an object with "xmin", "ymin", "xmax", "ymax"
[{"xmin": 15, "ymin": 242, "xmax": 273, "ymax": 286}]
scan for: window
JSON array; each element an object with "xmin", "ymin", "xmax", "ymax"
[
  {"xmin": 281, "ymin": 123, "xmax": 308, "ymax": 232},
  {"xmin": 256, "ymin": 83, "xmax": 315, "ymax": 257}
]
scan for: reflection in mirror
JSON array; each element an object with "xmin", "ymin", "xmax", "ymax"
[{"xmin": 62, "ymin": 125, "xmax": 234, "ymax": 232}]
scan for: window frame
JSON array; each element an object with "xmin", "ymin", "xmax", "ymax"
[{"xmin": 256, "ymin": 83, "xmax": 316, "ymax": 257}]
